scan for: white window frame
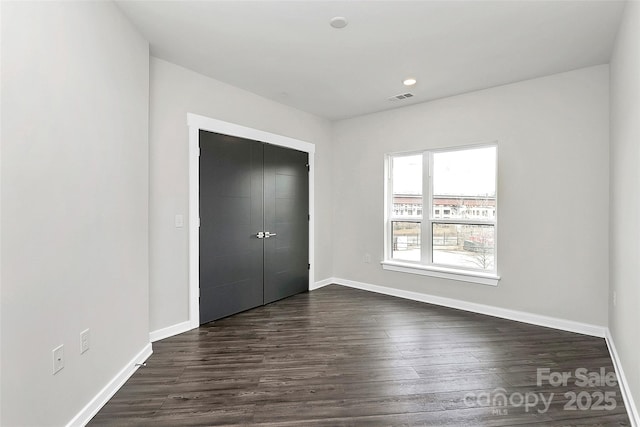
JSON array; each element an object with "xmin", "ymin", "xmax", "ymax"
[{"xmin": 382, "ymin": 143, "xmax": 500, "ymax": 286}]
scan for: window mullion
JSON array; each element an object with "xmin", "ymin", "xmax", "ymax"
[{"xmin": 422, "ymin": 152, "xmax": 431, "ymax": 266}]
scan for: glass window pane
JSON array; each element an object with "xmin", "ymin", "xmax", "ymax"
[
  {"xmin": 432, "ymin": 223, "xmax": 495, "ymax": 270},
  {"xmin": 392, "ymin": 155, "xmax": 422, "ymax": 218},
  {"xmin": 432, "ymin": 146, "xmax": 496, "ymax": 220},
  {"xmin": 392, "ymin": 221, "xmax": 421, "ymax": 262}
]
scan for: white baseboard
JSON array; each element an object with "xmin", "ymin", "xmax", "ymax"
[
  {"xmin": 311, "ymin": 277, "xmax": 336, "ymax": 290},
  {"xmin": 66, "ymin": 342, "xmax": 153, "ymax": 427},
  {"xmin": 330, "ymin": 277, "xmax": 607, "ymax": 338},
  {"xmin": 605, "ymin": 329, "xmax": 639, "ymax": 427},
  {"xmin": 150, "ymin": 320, "xmax": 194, "ymax": 343}
]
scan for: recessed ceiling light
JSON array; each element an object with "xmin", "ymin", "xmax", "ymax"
[
  {"xmin": 403, "ymin": 78, "xmax": 417, "ymax": 86},
  {"xmin": 330, "ymin": 16, "xmax": 348, "ymax": 29}
]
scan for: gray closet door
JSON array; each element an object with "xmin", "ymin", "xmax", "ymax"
[
  {"xmin": 199, "ymin": 131, "xmax": 264, "ymax": 324},
  {"xmin": 199, "ymin": 132, "xmax": 309, "ymax": 323},
  {"xmin": 263, "ymin": 144, "xmax": 309, "ymax": 304}
]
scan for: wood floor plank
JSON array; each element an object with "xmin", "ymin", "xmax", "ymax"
[{"xmin": 88, "ymin": 285, "xmax": 630, "ymax": 426}]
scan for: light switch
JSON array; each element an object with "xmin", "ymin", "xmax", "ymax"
[{"xmin": 175, "ymin": 214, "xmax": 184, "ymax": 228}]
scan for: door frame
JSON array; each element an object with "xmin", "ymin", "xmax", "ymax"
[{"xmin": 187, "ymin": 113, "xmax": 315, "ymax": 329}]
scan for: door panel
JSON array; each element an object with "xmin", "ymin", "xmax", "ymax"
[
  {"xmin": 199, "ymin": 131, "xmax": 264, "ymax": 324},
  {"xmin": 263, "ymin": 144, "xmax": 309, "ymax": 304}
]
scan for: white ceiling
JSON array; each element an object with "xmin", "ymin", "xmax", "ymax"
[{"xmin": 116, "ymin": 0, "xmax": 625, "ymax": 121}]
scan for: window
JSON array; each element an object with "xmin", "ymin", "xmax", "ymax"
[{"xmin": 384, "ymin": 144, "xmax": 499, "ymax": 285}]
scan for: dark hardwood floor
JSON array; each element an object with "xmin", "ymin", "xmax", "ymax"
[{"xmin": 89, "ymin": 285, "xmax": 630, "ymax": 426}]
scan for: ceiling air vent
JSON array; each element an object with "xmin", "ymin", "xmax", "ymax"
[{"xmin": 388, "ymin": 92, "xmax": 414, "ymax": 101}]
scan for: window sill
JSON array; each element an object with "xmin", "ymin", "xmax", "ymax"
[{"xmin": 381, "ymin": 260, "xmax": 500, "ymax": 286}]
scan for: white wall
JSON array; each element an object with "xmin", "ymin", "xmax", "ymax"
[
  {"xmin": 609, "ymin": 0, "xmax": 640, "ymax": 415},
  {"xmin": 149, "ymin": 58, "xmax": 333, "ymax": 332},
  {"xmin": 332, "ymin": 65, "xmax": 610, "ymax": 327},
  {"xmin": 0, "ymin": 1, "xmax": 4, "ymax": 422},
  {"xmin": 1, "ymin": 2, "xmax": 150, "ymax": 425}
]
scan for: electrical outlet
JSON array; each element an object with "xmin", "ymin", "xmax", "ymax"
[
  {"xmin": 175, "ymin": 214, "xmax": 184, "ymax": 228},
  {"xmin": 80, "ymin": 329, "xmax": 90, "ymax": 354},
  {"xmin": 364, "ymin": 253, "xmax": 371, "ymax": 264},
  {"xmin": 53, "ymin": 345, "xmax": 64, "ymax": 375},
  {"xmin": 613, "ymin": 291, "xmax": 617, "ymax": 307}
]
